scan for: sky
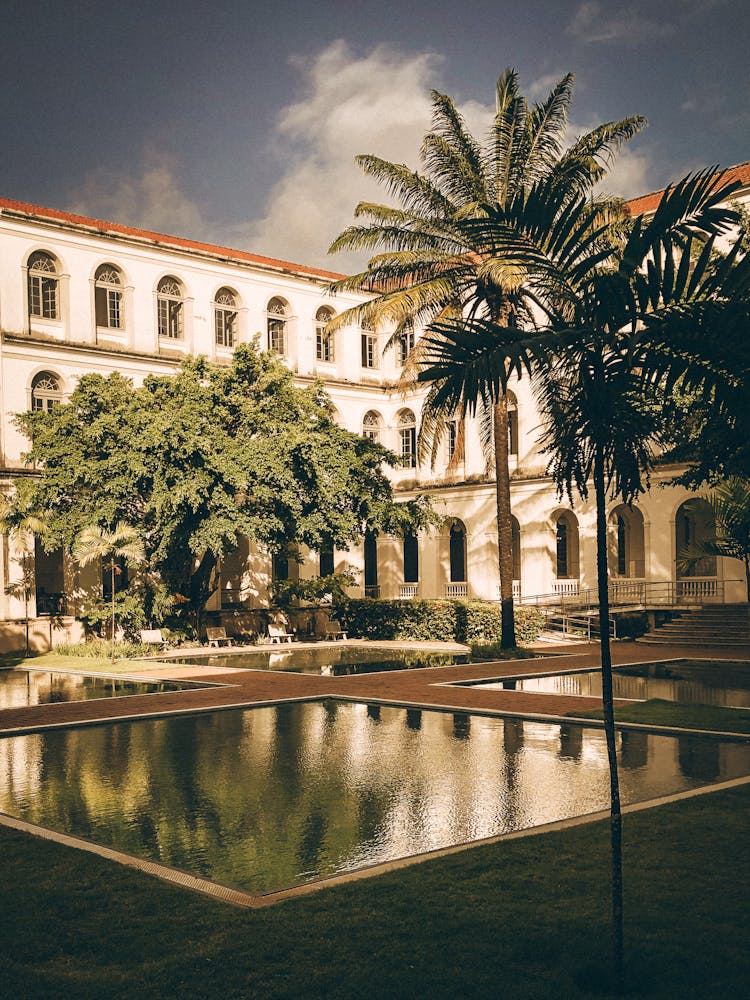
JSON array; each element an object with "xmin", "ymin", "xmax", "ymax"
[{"xmin": 2, "ymin": 0, "xmax": 749, "ymax": 270}]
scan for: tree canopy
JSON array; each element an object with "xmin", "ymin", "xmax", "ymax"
[{"xmin": 14, "ymin": 344, "xmax": 433, "ymax": 619}]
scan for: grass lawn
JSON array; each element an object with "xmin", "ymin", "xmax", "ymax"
[
  {"xmin": 0, "ymin": 651, "xmax": 175, "ymax": 675},
  {"xmin": 1, "ymin": 783, "xmax": 748, "ymax": 999},
  {"xmin": 571, "ymin": 698, "xmax": 750, "ymax": 736}
]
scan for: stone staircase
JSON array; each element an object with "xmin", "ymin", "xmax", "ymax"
[{"xmin": 639, "ymin": 604, "xmax": 750, "ymax": 647}]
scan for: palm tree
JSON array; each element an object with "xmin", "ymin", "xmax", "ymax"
[
  {"xmin": 677, "ymin": 477, "xmax": 750, "ymax": 597},
  {"xmin": 417, "ymin": 168, "xmax": 750, "ymax": 985},
  {"xmin": 329, "ymin": 69, "xmax": 645, "ymax": 647},
  {"xmin": 73, "ymin": 522, "xmax": 146, "ymax": 661},
  {"xmin": 0, "ymin": 501, "xmax": 49, "ymax": 655}
]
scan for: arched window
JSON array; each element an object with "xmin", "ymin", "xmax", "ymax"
[
  {"xmin": 398, "ymin": 409, "xmax": 416, "ymax": 468},
  {"xmin": 157, "ymin": 276, "xmax": 184, "ymax": 339},
  {"xmin": 403, "ymin": 532, "xmax": 419, "ymax": 583},
  {"xmin": 94, "ymin": 264, "xmax": 123, "ymax": 329},
  {"xmin": 362, "ymin": 410, "xmax": 382, "ymax": 443},
  {"xmin": 555, "ymin": 511, "xmax": 580, "ymax": 579},
  {"xmin": 449, "ymin": 521, "xmax": 467, "ymax": 582},
  {"xmin": 267, "ymin": 297, "xmax": 287, "ymax": 354},
  {"xmin": 27, "ymin": 251, "xmax": 59, "ymax": 319},
  {"xmin": 214, "ymin": 287, "xmax": 237, "ymax": 348},
  {"xmin": 507, "ymin": 391, "xmax": 518, "ymax": 456},
  {"xmin": 31, "ymin": 371, "xmax": 62, "ymax": 412},
  {"xmin": 315, "ymin": 307, "xmax": 335, "ymax": 363}
]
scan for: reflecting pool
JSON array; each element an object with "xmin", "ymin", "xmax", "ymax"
[
  {"xmin": 0, "ymin": 668, "xmax": 203, "ymax": 710},
  {"xmin": 1, "ymin": 700, "xmax": 747, "ymax": 895},
  {"xmin": 470, "ymin": 660, "xmax": 750, "ymax": 708},
  {"xmin": 170, "ymin": 646, "xmax": 469, "ymax": 675}
]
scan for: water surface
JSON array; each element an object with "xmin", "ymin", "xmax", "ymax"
[{"xmin": 0, "ymin": 668, "xmax": 202, "ymax": 710}]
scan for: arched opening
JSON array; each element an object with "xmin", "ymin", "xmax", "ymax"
[
  {"xmin": 34, "ymin": 540, "xmax": 65, "ymax": 615},
  {"xmin": 449, "ymin": 520, "xmax": 467, "ymax": 583},
  {"xmin": 403, "ymin": 532, "xmax": 419, "ymax": 584},
  {"xmin": 157, "ymin": 276, "xmax": 184, "ymax": 339},
  {"xmin": 554, "ymin": 511, "xmax": 579, "ymax": 580},
  {"xmin": 511, "ymin": 515, "xmax": 521, "ymax": 584},
  {"xmin": 676, "ymin": 499, "xmax": 717, "ymax": 577},
  {"xmin": 364, "ymin": 529, "xmax": 379, "ymax": 597},
  {"xmin": 507, "ymin": 390, "xmax": 518, "ymax": 457},
  {"xmin": 608, "ymin": 504, "xmax": 645, "ymax": 578}
]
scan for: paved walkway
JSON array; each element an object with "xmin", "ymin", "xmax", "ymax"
[{"xmin": 0, "ymin": 639, "xmax": 747, "ymax": 735}]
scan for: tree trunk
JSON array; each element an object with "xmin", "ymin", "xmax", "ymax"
[
  {"xmin": 594, "ymin": 443, "xmax": 624, "ymax": 987},
  {"xmin": 111, "ymin": 563, "xmax": 116, "ymax": 663},
  {"xmin": 190, "ymin": 550, "xmax": 218, "ymax": 634},
  {"xmin": 493, "ymin": 398, "xmax": 516, "ymax": 648}
]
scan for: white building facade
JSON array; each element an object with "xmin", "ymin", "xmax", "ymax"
[{"xmin": 0, "ymin": 167, "xmax": 748, "ymax": 637}]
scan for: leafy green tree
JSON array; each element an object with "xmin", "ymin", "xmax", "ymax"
[
  {"xmin": 329, "ymin": 68, "xmax": 644, "ymax": 648},
  {"xmin": 15, "ymin": 344, "xmax": 432, "ymax": 627},
  {"xmin": 677, "ymin": 477, "xmax": 750, "ymax": 596},
  {"xmin": 418, "ymin": 168, "xmax": 750, "ymax": 985},
  {"xmin": 72, "ymin": 522, "xmax": 146, "ymax": 661}
]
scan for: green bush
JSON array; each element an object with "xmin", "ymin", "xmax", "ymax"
[
  {"xmin": 54, "ymin": 638, "xmax": 152, "ymax": 659},
  {"xmin": 335, "ymin": 599, "xmax": 545, "ymax": 645}
]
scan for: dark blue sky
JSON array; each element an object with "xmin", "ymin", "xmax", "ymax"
[{"xmin": 2, "ymin": 0, "xmax": 748, "ymax": 267}]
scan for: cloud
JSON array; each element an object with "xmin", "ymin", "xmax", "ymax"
[
  {"xmin": 70, "ymin": 152, "xmax": 207, "ymax": 238},
  {"xmin": 230, "ymin": 41, "xmax": 449, "ymax": 271},
  {"xmin": 566, "ymin": 0, "xmax": 728, "ymax": 45}
]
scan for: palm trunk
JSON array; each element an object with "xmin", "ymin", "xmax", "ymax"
[
  {"xmin": 111, "ymin": 563, "xmax": 116, "ymax": 663},
  {"xmin": 594, "ymin": 442, "xmax": 624, "ymax": 987},
  {"xmin": 493, "ymin": 398, "xmax": 516, "ymax": 648}
]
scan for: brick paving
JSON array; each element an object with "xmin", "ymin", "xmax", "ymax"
[{"xmin": 1, "ymin": 639, "xmax": 747, "ymax": 735}]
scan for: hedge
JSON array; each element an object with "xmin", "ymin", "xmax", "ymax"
[{"xmin": 335, "ymin": 599, "xmax": 545, "ymax": 645}]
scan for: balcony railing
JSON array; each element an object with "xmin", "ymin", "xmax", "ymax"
[
  {"xmin": 553, "ymin": 579, "xmax": 580, "ymax": 598},
  {"xmin": 496, "ymin": 581, "xmax": 522, "ymax": 601},
  {"xmin": 399, "ymin": 583, "xmax": 419, "ymax": 599},
  {"xmin": 445, "ymin": 582, "xmax": 468, "ymax": 598},
  {"xmin": 364, "ymin": 585, "xmax": 381, "ymax": 599}
]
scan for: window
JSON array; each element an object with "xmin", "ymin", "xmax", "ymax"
[
  {"xmin": 31, "ymin": 371, "xmax": 62, "ymax": 412},
  {"xmin": 315, "ymin": 307, "xmax": 335, "ymax": 363},
  {"xmin": 396, "ymin": 329, "xmax": 414, "ymax": 366},
  {"xmin": 157, "ymin": 276, "xmax": 184, "ymax": 339},
  {"xmin": 555, "ymin": 511, "xmax": 579, "ymax": 579},
  {"xmin": 267, "ymin": 298, "xmax": 287, "ymax": 354},
  {"xmin": 362, "ymin": 410, "xmax": 381, "ymax": 443},
  {"xmin": 364, "ymin": 529, "xmax": 378, "ymax": 597},
  {"xmin": 95, "ymin": 264, "xmax": 123, "ymax": 329},
  {"xmin": 446, "ymin": 419, "xmax": 460, "ymax": 462},
  {"xmin": 556, "ymin": 520, "xmax": 568, "ymax": 578},
  {"xmin": 398, "ymin": 410, "xmax": 416, "ymax": 468},
  {"xmin": 27, "ymin": 251, "xmax": 59, "ymax": 319},
  {"xmin": 214, "ymin": 288, "xmax": 237, "ymax": 348},
  {"xmin": 361, "ymin": 328, "xmax": 378, "ymax": 369}
]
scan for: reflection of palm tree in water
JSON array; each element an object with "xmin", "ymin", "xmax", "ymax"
[{"xmin": 501, "ymin": 717, "xmax": 525, "ymax": 832}]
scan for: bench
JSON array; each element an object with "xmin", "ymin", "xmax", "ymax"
[
  {"xmin": 206, "ymin": 626, "xmax": 231, "ymax": 648},
  {"xmin": 139, "ymin": 628, "xmax": 168, "ymax": 650},
  {"xmin": 323, "ymin": 620, "xmax": 348, "ymax": 641},
  {"xmin": 267, "ymin": 624, "xmax": 294, "ymax": 644}
]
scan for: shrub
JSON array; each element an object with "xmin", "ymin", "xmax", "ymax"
[
  {"xmin": 335, "ymin": 599, "xmax": 545, "ymax": 645},
  {"xmin": 54, "ymin": 638, "xmax": 152, "ymax": 659}
]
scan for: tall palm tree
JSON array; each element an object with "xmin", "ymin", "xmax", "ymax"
[
  {"xmin": 73, "ymin": 522, "xmax": 146, "ymax": 661},
  {"xmin": 677, "ymin": 477, "xmax": 750, "ymax": 597},
  {"xmin": 417, "ymin": 168, "xmax": 750, "ymax": 985},
  {"xmin": 329, "ymin": 69, "xmax": 645, "ymax": 647},
  {"xmin": 0, "ymin": 500, "xmax": 49, "ymax": 655}
]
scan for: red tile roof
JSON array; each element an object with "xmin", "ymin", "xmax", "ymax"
[
  {"xmin": 626, "ymin": 160, "xmax": 750, "ymax": 217},
  {"xmin": 0, "ymin": 197, "xmax": 346, "ymax": 282}
]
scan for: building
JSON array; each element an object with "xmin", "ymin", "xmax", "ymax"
[{"xmin": 0, "ymin": 164, "xmax": 748, "ymax": 643}]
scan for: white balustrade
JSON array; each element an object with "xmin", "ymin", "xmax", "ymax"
[
  {"xmin": 445, "ymin": 582, "xmax": 468, "ymax": 598},
  {"xmin": 399, "ymin": 583, "xmax": 420, "ymax": 600}
]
